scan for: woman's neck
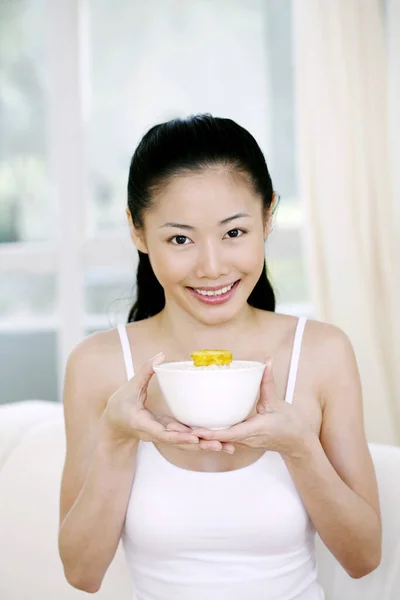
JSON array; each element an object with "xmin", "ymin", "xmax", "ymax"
[{"xmin": 155, "ymin": 302, "xmax": 263, "ymax": 359}]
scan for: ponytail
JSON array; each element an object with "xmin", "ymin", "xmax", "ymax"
[
  {"xmin": 128, "ymin": 251, "xmax": 165, "ymax": 322},
  {"xmin": 247, "ymin": 260, "xmax": 276, "ymax": 312}
]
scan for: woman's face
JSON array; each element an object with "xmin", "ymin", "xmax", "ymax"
[{"xmin": 131, "ymin": 168, "xmax": 268, "ymax": 326}]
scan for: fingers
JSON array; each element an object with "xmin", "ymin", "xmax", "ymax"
[
  {"xmin": 156, "ymin": 415, "xmax": 234, "ymax": 451},
  {"xmin": 139, "ymin": 410, "xmax": 198, "ymax": 445},
  {"xmin": 152, "ymin": 423, "xmax": 199, "ymax": 445},
  {"xmin": 256, "ymin": 363, "xmax": 269, "ymax": 413},
  {"xmin": 223, "ymin": 443, "xmax": 236, "ymax": 454},
  {"xmin": 199, "ymin": 440, "xmax": 235, "ymax": 454},
  {"xmin": 152, "ymin": 416, "xmax": 235, "ymax": 452},
  {"xmin": 199, "ymin": 439, "xmax": 223, "ymax": 452},
  {"xmin": 163, "ymin": 430, "xmax": 200, "ymax": 444},
  {"xmin": 193, "ymin": 415, "xmax": 260, "ymax": 442},
  {"xmin": 175, "ymin": 441, "xmax": 235, "ymax": 454},
  {"xmin": 151, "ymin": 351, "xmax": 165, "ymax": 366},
  {"xmin": 142, "ymin": 411, "xmax": 237, "ymax": 451},
  {"xmin": 158, "ymin": 414, "xmax": 193, "ymax": 433},
  {"xmin": 257, "ymin": 357, "xmax": 279, "ymax": 413},
  {"xmin": 134, "ymin": 352, "xmax": 165, "ymax": 408},
  {"xmin": 161, "ymin": 417, "xmax": 235, "ymax": 453},
  {"xmin": 192, "ymin": 427, "xmax": 236, "ymax": 442},
  {"xmin": 262, "ymin": 358, "xmax": 276, "ymax": 391}
]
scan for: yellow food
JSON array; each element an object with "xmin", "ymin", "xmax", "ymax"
[{"xmin": 190, "ymin": 350, "xmax": 233, "ymax": 367}]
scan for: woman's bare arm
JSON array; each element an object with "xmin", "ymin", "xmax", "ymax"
[
  {"xmin": 58, "ymin": 334, "xmax": 138, "ymax": 593},
  {"xmin": 283, "ymin": 324, "xmax": 381, "ymax": 578}
]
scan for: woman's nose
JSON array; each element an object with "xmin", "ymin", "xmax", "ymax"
[{"xmin": 195, "ymin": 242, "xmax": 230, "ymax": 280}]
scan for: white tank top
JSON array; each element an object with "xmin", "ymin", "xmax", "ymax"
[{"xmin": 118, "ymin": 317, "xmax": 325, "ymax": 600}]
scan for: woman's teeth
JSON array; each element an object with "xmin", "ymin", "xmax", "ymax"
[{"xmin": 194, "ymin": 283, "xmax": 234, "ymax": 297}]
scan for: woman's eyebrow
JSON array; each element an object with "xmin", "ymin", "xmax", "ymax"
[{"xmin": 159, "ymin": 212, "xmax": 252, "ymax": 230}]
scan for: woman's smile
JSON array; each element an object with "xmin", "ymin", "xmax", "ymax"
[{"xmin": 187, "ymin": 280, "xmax": 241, "ymax": 305}]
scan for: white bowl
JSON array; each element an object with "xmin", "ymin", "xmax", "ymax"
[{"xmin": 153, "ymin": 360, "xmax": 266, "ymax": 430}]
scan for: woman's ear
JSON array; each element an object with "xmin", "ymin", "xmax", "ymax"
[
  {"xmin": 263, "ymin": 209, "xmax": 272, "ymax": 239},
  {"xmin": 263, "ymin": 192, "xmax": 278, "ymax": 239},
  {"xmin": 126, "ymin": 209, "xmax": 148, "ymax": 254},
  {"xmin": 264, "ymin": 215, "xmax": 271, "ymax": 239}
]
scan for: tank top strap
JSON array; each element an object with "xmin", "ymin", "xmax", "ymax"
[
  {"xmin": 284, "ymin": 317, "xmax": 307, "ymax": 405},
  {"xmin": 117, "ymin": 324, "xmax": 135, "ymax": 381}
]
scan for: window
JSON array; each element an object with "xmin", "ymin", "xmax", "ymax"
[
  {"xmin": 0, "ymin": 0, "xmax": 52, "ymax": 244},
  {"xmin": 0, "ymin": 0, "xmax": 310, "ymax": 404}
]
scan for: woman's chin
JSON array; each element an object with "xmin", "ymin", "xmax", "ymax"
[{"xmin": 187, "ymin": 297, "xmax": 248, "ymax": 327}]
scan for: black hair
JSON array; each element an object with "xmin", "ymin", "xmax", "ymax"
[{"xmin": 127, "ymin": 114, "xmax": 276, "ymax": 322}]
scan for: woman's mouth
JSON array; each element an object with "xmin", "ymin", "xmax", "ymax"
[{"xmin": 187, "ymin": 280, "xmax": 240, "ymax": 305}]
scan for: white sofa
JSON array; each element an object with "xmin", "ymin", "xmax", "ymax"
[{"xmin": 0, "ymin": 400, "xmax": 399, "ymax": 600}]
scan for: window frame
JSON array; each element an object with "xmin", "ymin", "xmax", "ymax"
[{"xmin": 0, "ymin": 0, "xmax": 315, "ymax": 398}]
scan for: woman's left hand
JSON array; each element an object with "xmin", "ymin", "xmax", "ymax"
[{"xmin": 191, "ymin": 359, "xmax": 317, "ymax": 458}]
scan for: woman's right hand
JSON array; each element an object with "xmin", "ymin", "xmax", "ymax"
[{"xmin": 102, "ymin": 352, "xmax": 235, "ymax": 453}]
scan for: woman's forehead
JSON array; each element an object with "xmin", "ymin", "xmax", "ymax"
[{"xmin": 150, "ymin": 170, "xmax": 260, "ymax": 220}]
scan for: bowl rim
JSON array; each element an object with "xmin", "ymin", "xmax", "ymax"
[{"xmin": 153, "ymin": 360, "xmax": 266, "ymax": 374}]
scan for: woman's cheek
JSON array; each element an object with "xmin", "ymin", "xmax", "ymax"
[
  {"xmin": 151, "ymin": 247, "xmax": 193, "ymax": 285},
  {"xmin": 236, "ymin": 238, "xmax": 265, "ymax": 273}
]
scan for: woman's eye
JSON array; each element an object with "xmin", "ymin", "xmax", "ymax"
[
  {"xmin": 224, "ymin": 228, "xmax": 245, "ymax": 239},
  {"xmin": 170, "ymin": 235, "xmax": 191, "ymax": 245}
]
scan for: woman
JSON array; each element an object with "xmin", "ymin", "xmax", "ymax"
[{"xmin": 58, "ymin": 115, "xmax": 381, "ymax": 599}]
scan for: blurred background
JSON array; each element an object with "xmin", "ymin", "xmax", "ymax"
[{"xmin": 0, "ymin": 0, "xmax": 399, "ymax": 444}]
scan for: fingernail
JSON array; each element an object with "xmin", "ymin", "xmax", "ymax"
[{"xmin": 151, "ymin": 352, "xmax": 164, "ymax": 364}]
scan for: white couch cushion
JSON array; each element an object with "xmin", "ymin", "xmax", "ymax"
[
  {"xmin": 316, "ymin": 442, "xmax": 400, "ymax": 599},
  {"xmin": 0, "ymin": 401, "xmax": 132, "ymax": 600},
  {"xmin": 0, "ymin": 400, "xmax": 60, "ymax": 466}
]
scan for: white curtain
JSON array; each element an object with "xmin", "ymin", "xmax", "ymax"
[{"xmin": 293, "ymin": 0, "xmax": 400, "ymax": 445}]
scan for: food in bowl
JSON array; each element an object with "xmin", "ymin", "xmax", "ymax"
[
  {"xmin": 154, "ymin": 352, "xmax": 265, "ymax": 430},
  {"xmin": 190, "ymin": 349, "xmax": 233, "ymax": 367}
]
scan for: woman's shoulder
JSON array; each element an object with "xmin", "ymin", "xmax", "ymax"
[
  {"xmin": 259, "ymin": 310, "xmax": 354, "ymax": 379},
  {"xmin": 66, "ymin": 324, "xmax": 136, "ymax": 398},
  {"xmin": 69, "ymin": 326, "xmax": 122, "ymax": 365},
  {"xmin": 67, "ymin": 318, "xmax": 156, "ymax": 384},
  {"xmin": 264, "ymin": 312, "xmax": 356, "ymax": 410},
  {"xmin": 70, "ymin": 318, "xmax": 152, "ymax": 358},
  {"xmin": 263, "ymin": 310, "xmax": 350, "ymax": 346},
  {"xmin": 299, "ymin": 314, "xmax": 353, "ymax": 362},
  {"xmin": 255, "ymin": 309, "xmax": 347, "ymax": 344},
  {"xmin": 275, "ymin": 313, "xmax": 356, "ymax": 397}
]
